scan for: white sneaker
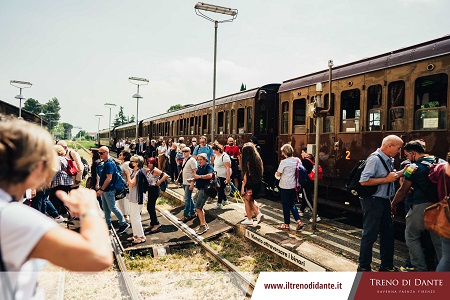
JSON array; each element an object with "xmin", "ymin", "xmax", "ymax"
[
  {"xmin": 222, "ymin": 200, "xmax": 230, "ymax": 206},
  {"xmin": 215, "ymin": 203, "xmax": 222, "ymax": 209},
  {"xmin": 256, "ymin": 212, "xmax": 264, "ymax": 224},
  {"xmin": 310, "ymin": 216, "xmax": 321, "ymax": 223},
  {"xmin": 54, "ymin": 216, "xmax": 65, "ymax": 223},
  {"xmin": 241, "ymin": 218, "xmax": 254, "ymax": 226},
  {"xmin": 299, "ymin": 211, "xmax": 304, "ymax": 217}
]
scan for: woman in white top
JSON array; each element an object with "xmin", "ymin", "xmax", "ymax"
[
  {"xmin": 275, "ymin": 144, "xmax": 304, "ymax": 231},
  {"xmin": 157, "ymin": 140, "xmax": 167, "ymax": 172},
  {"xmin": 212, "ymin": 142, "xmax": 232, "ymax": 209},
  {"xmin": 0, "ymin": 117, "xmax": 112, "ymax": 300},
  {"xmin": 118, "ymin": 150, "xmax": 132, "ymax": 221},
  {"xmin": 125, "ymin": 155, "xmax": 148, "ymax": 244}
]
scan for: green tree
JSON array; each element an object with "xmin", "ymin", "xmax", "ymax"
[
  {"xmin": 240, "ymin": 83, "xmax": 246, "ymax": 91},
  {"xmin": 167, "ymin": 104, "xmax": 182, "ymax": 112},
  {"xmin": 61, "ymin": 123, "xmax": 73, "ymax": 139},
  {"xmin": 128, "ymin": 115, "xmax": 135, "ymax": 123},
  {"xmin": 113, "ymin": 106, "xmax": 128, "ymax": 126},
  {"xmin": 23, "ymin": 98, "xmax": 42, "ymax": 114}
]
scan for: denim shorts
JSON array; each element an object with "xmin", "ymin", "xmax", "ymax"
[{"xmin": 194, "ymin": 189, "xmax": 208, "ymax": 209}]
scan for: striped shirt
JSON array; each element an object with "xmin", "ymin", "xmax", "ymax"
[{"xmin": 51, "ymin": 156, "xmax": 73, "ymax": 187}]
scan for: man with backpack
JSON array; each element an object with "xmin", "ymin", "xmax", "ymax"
[
  {"xmin": 96, "ymin": 146, "xmax": 129, "ymax": 234},
  {"xmin": 193, "ymin": 135, "xmax": 214, "ymax": 164},
  {"xmin": 391, "ymin": 141, "xmax": 442, "ymax": 271},
  {"xmin": 357, "ymin": 135, "xmax": 404, "ymax": 272}
]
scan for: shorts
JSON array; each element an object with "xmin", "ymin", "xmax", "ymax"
[
  {"xmin": 244, "ymin": 183, "xmax": 261, "ymax": 199},
  {"xmin": 194, "ymin": 189, "xmax": 208, "ymax": 209},
  {"xmin": 231, "ymin": 169, "xmax": 240, "ymax": 180}
]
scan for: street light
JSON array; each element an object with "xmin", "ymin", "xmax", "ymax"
[
  {"xmin": 195, "ymin": 2, "xmax": 238, "ymax": 142},
  {"xmin": 95, "ymin": 114, "xmax": 103, "ymax": 146},
  {"xmin": 104, "ymin": 103, "xmax": 116, "ymax": 144},
  {"xmin": 39, "ymin": 112, "xmax": 45, "ymax": 127},
  {"xmin": 10, "ymin": 80, "xmax": 32, "ymax": 119},
  {"xmin": 129, "ymin": 77, "xmax": 149, "ymax": 140}
]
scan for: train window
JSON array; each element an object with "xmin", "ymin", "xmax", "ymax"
[
  {"xmin": 202, "ymin": 115, "xmax": 208, "ymax": 134},
  {"xmin": 293, "ymin": 99, "xmax": 306, "ymax": 134},
  {"xmin": 218, "ymin": 111, "xmax": 224, "ymax": 134},
  {"xmin": 237, "ymin": 108, "xmax": 245, "ymax": 133},
  {"xmin": 387, "ymin": 81, "xmax": 405, "ymax": 131},
  {"xmin": 414, "ymin": 73, "xmax": 448, "ymax": 130},
  {"xmin": 247, "ymin": 107, "xmax": 253, "ymax": 134},
  {"xmin": 340, "ymin": 89, "xmax": 360, "ymax": 133},
  {"xmin": 225, "ymin": 111, "xmax": 230, "ymax": 134},
  {"xmin": 323, "ymin": 93, "xmax": 335, "ymax": 133},
  {"xmin": 190, "ymin": 117, "xmax": 194, "ymax": 135},
  {"xmin": 367, "ymin": 85, "xmax": 382, "ymax": 131},
  {"xmin": 231, "ymin": 110, "xmax": 235, "ymax": 134},
  {"xmin": 281, "ymin": 101, "xmax": 289, "ymax": 134}
]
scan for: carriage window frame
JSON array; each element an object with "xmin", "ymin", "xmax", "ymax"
[
  {"xmin": 413, "ymin": 73, "xmax": 448, "ymax": 131},
  {"xmin": 218, "ymin": 111, "xmax": 224, "ymax": 134},
  {"xmin": 292, "ymin": 98, "xmax": 306, "ymax": 134},
  {"xmin": 225, "ymin": 110, "xmax": 230, "ymax": 134},
  {"xmin": 323, "ymin": 93, "xmax": 335, "ymax": 133},
  {"xmin": 367, "ymin": 85, "xmax": 383, "ymax": 132},
  {"xmin": 387, "ymin": 80, "xmax": 405, "ymax": 131},
  {"xmin": 340, "ymin": 89, "xmax": 360, "ymax": 133},
  {"xmin": 247, "ymin": 106, "xmax": 253, "ymax": 134},
  {"xmin": 237, "ymin": 108, "xmax": 245, "ymax": 134},
  {"xmin": 281, "ymin": 101, "xmax": 289, "ymax": 134}
]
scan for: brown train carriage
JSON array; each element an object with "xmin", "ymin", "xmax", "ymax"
[
  {"xmin": 145, "ymin": 83, "xmax": 281, "ymax": 183},
  {"xmin": 0, "ymin": 99, "xmax": 47, "ymax": 126},
  {"xmin": 278, "ymin": 35, "xmax": 450, "ymax": 215}
]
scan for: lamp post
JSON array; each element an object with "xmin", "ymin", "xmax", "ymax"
[
  {"xmin": 195, "ymin": 2, "xmax": 238, "ymax": 142},
  {"xmin": 104, "ymin": 103, "xmax": 116, "ymax": 145},
  {"xmin": 39, "ymin": 112, "xmax": 45, "ymax": 127},
  {"xmin": 129, "ymin": 77, "xmax": 149, "ymax": 141},
  {"xmin": 95, "ymin": 114, "xmax": 103, "ymax": 146},
  {"xmin": 10, "ymin": 80, "xmax": 32, "ymax": 119},
  {"xmin": 73, "ymin": 126, "xmax": 82, "ymax": 144}
]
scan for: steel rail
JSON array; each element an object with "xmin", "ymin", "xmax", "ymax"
[{"xmin": 157, "ymin": 207, "xmax": 255, "ymax": 297}]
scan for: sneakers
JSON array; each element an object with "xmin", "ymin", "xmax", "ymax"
[
  {"xmin": 178, "ymin": 216, "xmax": 191, "ymax": 222},
  {"xmin": 399, "ymin": 266, "xmax": 415, "ymax": 272},
  {"xmin": 117, "ymin": 223, "xmax": 130, "ymax": 234},
  {"xmin": 310, "ymin": 216, "xmax": 321, "ymax": 223},
  {"xmin": 241, "ymin": 218, "xmax": 254, "ymax": 226},
  {"xmin": 379, "ymin": 266, "xmax": 399, "ymax": 272},
  {"xmin": 222, "ymin": 200, "xmax": 230, "ymax": 206},
  {"xmin": 214, "ymin": 203, "xmax": 223, "ymax": 209},
  {"xmin": 256, "ymin": 212, "xmax": 264, "ymax": 224},
  {"xmin": 357, "ymin": 266, "xmax": 372, "ymax": 272},
  {"xmin": 195, "ymin": 224, "xmax": 209, "ymax": 235},
  {"xmin": 54, "ymin": 216, "xmax": 65, "ymax": 223}
]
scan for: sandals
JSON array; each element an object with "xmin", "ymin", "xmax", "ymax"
[
  {"xmin": 296, "ymin": 221, "xmax": 304, "ymax": 231},
  {"xmin": 149, "ymin": 224, "xmax": 161, "ymax": 233},
  {"xmin": 144, "ymin": 225, "xmax": 154, "ymax": 232},
  {"xmin": 277, "ymin": 224, "xmax": 290, "ymax": 231},
  {"xmin": 132, "ymin": 237, "xmax": 146, "ymax": 244}
]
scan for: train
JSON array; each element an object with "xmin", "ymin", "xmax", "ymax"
[{"xmin": 98, "ymin": 35, "xmax": 450, "ymax": 217}]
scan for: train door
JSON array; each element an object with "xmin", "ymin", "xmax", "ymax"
[{"xmin": 254, "ymin": 86, "xmax": 280, "ymax": 184}]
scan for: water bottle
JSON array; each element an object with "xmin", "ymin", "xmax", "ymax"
[{"xmin": 404, "ymin": 163, "xmax": 417, "ymax": 178}]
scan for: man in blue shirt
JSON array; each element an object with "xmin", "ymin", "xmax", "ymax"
[
  {"xmin": 96, "ymin": 146, "xmax": 129, "ymax": 234},
  {"xmin": 192, "ymin": 153, "xmax": 214, "ymax": 235},
  {"xmin": 391, "ymin": 141, "xmax": 442, "ymax": 271},
  {"xmin": 193, "ymin": 135, "xmax": 215, "ymax": 164},
  {"xmin": 357, "ymin": 135, "xmax": 404, "ymax": 272}
]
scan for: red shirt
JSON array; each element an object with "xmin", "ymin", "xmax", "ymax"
[
  {"xmin": 224, "ymin": 145, "xmax": 240, "ymax": 159},
  {"xmin": 428, "ymin": 163, "xmax": 450, "ymax": 200}
]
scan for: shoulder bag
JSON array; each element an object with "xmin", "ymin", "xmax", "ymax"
[{"xmin": 424, "ymin": 166, "xmax": 450, "ymax": 239}]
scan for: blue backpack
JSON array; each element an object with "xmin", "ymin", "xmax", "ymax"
[
  {"xmin": 113, "ymin": 163, "xmax": 126, "ymax": 192},
  {"xmin": 295, "ymin": 158, "xmax": 309, "ymax": 188}
]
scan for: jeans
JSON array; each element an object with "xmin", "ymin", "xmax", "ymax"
[
  {"xmin": 358, "ymin": 196, "xmax": 394, "ymax": 270},
  {"xmin": 280, "ymin": 188, "xmax": 301, "ymax": 224},
  {"xmin": 405, "ymin": 202, "xmax": 442, "ymax": 271},
  {"xmin": 437, "ymin": 237, "xmax": 450, "ymax": 271},
  {"xmin": 147, "ymin": 186, "xmax": 160, "ymax": 226},
  {"xmin": 183, "ymin": 184, "xmax": 195, "ymax": 217},
  {"xmin": 31, "ymin": 190, "xmax": 59, "ymax": 218},
  {"xmin": 101, "ymin": 190, "xmax": 126, "ymax": 227}
]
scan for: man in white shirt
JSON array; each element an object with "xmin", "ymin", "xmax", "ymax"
[{"xmin": 178, "ymin": 147, "xmax": 198, "ymax": 222}]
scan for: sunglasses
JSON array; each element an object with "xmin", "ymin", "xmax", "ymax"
[
  {"xmin": 98, "ymin": 152, "xmax": 105, "ymax": 155},
  {"xmin": 182, "ymin": 150, "xmax": 190, "ymax": 153}
]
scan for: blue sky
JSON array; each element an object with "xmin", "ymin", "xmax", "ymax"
[{"xmin": 1, "ymin": 0, "xmax": 449, "ymax": 133}]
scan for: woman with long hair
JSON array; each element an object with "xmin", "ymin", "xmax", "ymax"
[
  {"xmin": 212, "ymin": 141, "xmax": 232, "ymax": 209},
  {"xmin": 145, "ymin": 157, "xmax": 168, "ymax": 233},
  {"xmin": 240, "ymin": 142, "xmax": 264, "ymax": 225},
  {"xmin": 275, "ymin": 144, "xmax": 304, "ymax": 231},
  {"xmin": 118, "ymin": 150, "xmax": 132, "ymax": 222},
  {"xmin": 0, "ymin": 117, "xmax": 112, "ymax": 299},
  {"xmin": 125, "ymin": 155, "xmax": 148, "ymax": 244}
]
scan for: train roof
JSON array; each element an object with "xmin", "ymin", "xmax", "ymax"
[
  {"xmin": 114, "ymin": 122, "xmax": 136, "ymax": 130},
  {"xmin": 142, "ymin": 83, "xmax": 280, "ymax": 122},
  {"xmin": 0, "ymin": 99, "xmax": 48, "ymax": 125},
  {"xmin": 279, "ymin": 35, "xmax": 450, "ymax": 93}
]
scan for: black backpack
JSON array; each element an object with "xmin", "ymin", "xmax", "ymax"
[
  {"xmin": 414, "ymin": 157, "xmax": 440, "ymax": 203},
  {"xmin": 345, "ymin": 154, "xmax": 390, "ymax": 197},
  {"xmin": 80, "ymin": 156, "xmax": 90, "ymax": 179}
]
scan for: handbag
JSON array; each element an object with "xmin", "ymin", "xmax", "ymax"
[
  {"xmin": 424, "ymin": 168, "xmax": 450, "ymax": 239},
  {"xmin": 205, "ymin": 172, "xmax": 219, "ymax": 198}
]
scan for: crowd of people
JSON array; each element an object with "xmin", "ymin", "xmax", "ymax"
[{"xmin": 1, "ymin": 114, "xmax": 449, "ymax": 300}]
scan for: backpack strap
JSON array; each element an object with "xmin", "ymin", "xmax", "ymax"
[
  {"xmin": 375, "ymin": 154, "xmax": 391, "ymax": 197},
  {"xmin": 69, "ymin": 150, "xmax": 74, "ymax": 160}
]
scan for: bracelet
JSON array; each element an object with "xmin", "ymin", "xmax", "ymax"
[{"xmin": 81, "ymin": 209, "xmax": 101, "ymax": 221}]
